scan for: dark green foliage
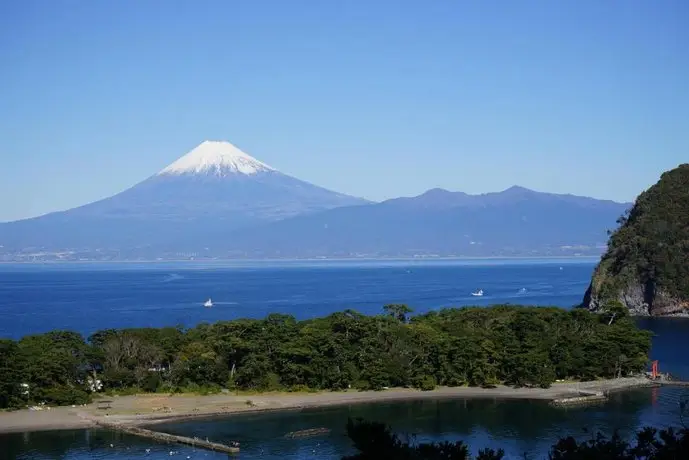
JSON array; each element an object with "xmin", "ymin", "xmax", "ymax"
[
  {"xmin": 384, "ymin": 304, "xmax": 414, "ymax": 323},
  {"xmin": 415, "ymin": 375, "xmax": 437, "ymax": 391},
  {"xmin": 0, "ymin": 305, "xmax": 651, "ymax": 408},
  {"xmin": 594, "ymin": 164, "xmax": 689, "ymax": 302},
  {"xmin": 343, "ymin": 418, "xmax": 492, "ymax": 460},
  {"xmin": 16, "ymin": 331, "xmax": 92, "ymax": 406},
  {"xmin": 548, "ymin": 426, "xmax": 689, "ymax": 459},
  {"xmin": 343, "ymin": 419, "xmax": 689, "ymax": 460},
  {"xmin": 39, "ymin": 385, "xmax": 90, "ymax": 406},
  {"xmin": 0, "ymin": 339, "xmax": 24, "ymax": 408}
]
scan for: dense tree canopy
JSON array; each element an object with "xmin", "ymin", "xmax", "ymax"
[
  {"xmin": 0, "ymin": 305, "xmax": 651, "ymax": 408},
  {"xmin": 589, "ymin": 164, "xmax": 689, "ymax": 308}
]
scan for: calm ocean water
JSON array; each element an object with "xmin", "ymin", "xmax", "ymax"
[
  {"xmin": 0, "ymin": 258, "xmax": 598, "ymax": 339},
  {"xmin": 2, "ymin": 258, "xmax": 689, "ymax": 460}
]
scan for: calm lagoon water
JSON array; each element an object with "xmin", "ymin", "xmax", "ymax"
[
  {"xmin": 2, "ymin": 388, "xmax": 687, "ymax": 460},
  {"xmin": 1, "ymin": 258, "xmax": 688, "ymax": 459}
]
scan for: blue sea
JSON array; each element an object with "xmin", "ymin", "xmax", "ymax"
[
  {"xmin": 2, "ymin": 258, "xmax": 689, "ymax": 460},
  {"xmin": 0, "ymin": 258, "xmax": 597, "ymax": 339}
]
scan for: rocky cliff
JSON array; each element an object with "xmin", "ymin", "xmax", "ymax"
[{"xmin": 583, "ymin": 164, "xmax": 689, "ymax": 316}]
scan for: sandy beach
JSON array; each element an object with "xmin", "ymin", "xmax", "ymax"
[{"xmin": 0, "ymin": 377, "xmax": 651, "ymax": 434}]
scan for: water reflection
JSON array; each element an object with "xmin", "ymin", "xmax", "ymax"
[
  {"xmin": 1, "ymin": 389, "xmax": 687, "ymax": 459},
  {"xmin": 636, "ymin": 316, "xmax": 689, "ymax": 380},
  {"xmin": 0, "ymin": 429, "xmax": 227, "ymax": 459},
  {"xmin": 158, "ymin": 387, "xmax": 686, "ymax": 459}
]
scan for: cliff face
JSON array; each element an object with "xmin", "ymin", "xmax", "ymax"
[{"xmin": 583, "ymin": 164, "xmax": 689, "ymax": 316}]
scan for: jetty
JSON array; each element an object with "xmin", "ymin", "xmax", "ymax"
[
  {"xmin": 551, "ymin": 365, "xmax": 689, "ymax": 408},
  {"xmin": 284, "ymin": 427, "xmax": 331, "ymax": 439},
  {"xmin": 646, "ymin": 360, "xmax": 689, "ymax": 387},
  {"xmin": 96, "ymin": 421, "xmax": 239, "ymax": 454},
  {"xmin": 551, "ymin": 375, "xmax": 656, "ymax": 407},
  {"xmin": 551, "ymin": 390, "xmax": 608, "ymax": 407},
  {"xmin": 658, "ymin": 381, "xmax": 689, "ymax": 387}
]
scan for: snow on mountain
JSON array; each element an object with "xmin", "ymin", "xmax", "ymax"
[
  {"xmin": 0, "ymin": 139, "xmax": 630, "ymax": 260},
  {"xmin": 0, "ymin": 141, "xmax": 369, "ymax": 253},
  {"xmin": 159, "ymin": 140, "xmax": 275, "ymax": 176}
]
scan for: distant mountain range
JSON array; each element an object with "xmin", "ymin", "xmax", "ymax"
[
  {"xmin": 174, "ymin": 186, "xmax": 629, "ymax": 259},
  {"xmin": 0, "ymin": 141, "xmax": 630, "ymax": 261}
]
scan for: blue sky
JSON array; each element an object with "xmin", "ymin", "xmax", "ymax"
[{"xmin": 1, "ymin": 0, "xmax": 687, "ymax": 222}]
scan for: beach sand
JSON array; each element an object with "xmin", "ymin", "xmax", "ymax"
[{"xmin": 0, "ymin": 377, "xmax": 651, "ymax": 434}]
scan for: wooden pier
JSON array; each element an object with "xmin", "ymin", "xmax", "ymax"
[{"xmin": 96, "ymin": 421, "xmax": 239, "ymax": 454}]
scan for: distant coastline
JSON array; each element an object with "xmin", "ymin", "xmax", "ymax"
[{"xmin": 0, "ymin": 255, "xmax": 602, "ymax": 266}]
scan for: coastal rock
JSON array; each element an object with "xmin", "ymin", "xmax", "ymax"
[
  {"xmin": 583, "ymin": 277, "xmax": 689, "ymax": 317},
  {"xmin": 583, "ymin": 164, "xmax": 689, "ymax": 316}
]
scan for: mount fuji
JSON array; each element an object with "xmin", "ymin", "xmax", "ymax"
[{"xmin": 0, "ymin": 141, "xmax": 368, "ymax": 254}]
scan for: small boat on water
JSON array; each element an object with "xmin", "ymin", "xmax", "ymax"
[
  {"xmin": 203, "ymin": 298, "xmax": 213, "ymax": 308},
  {"xmin": 471, "ymin": 289, "xmax": 484, "ymax": 297}
]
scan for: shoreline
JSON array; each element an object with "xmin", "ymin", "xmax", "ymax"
[
  {"xmin": 0, "ymin": 377, "xmax": 653, "ymax": 434},
  {"xmin": 0, "ymin": 255, "xmax": 601, "ymax": 265}
]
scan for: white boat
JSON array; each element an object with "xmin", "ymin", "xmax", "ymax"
[
  {"xmin": 203, "ymin": 298, "xmax": 213, "ymax": 308},
  {"xmin": 471, "ymin": 289, "xmax": 484, "ymax": 297}
]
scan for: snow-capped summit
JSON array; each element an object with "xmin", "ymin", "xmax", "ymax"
[
  {"xmin": 159, "ymin": 141, "xmax": 275, "ymax": 176},
  {"xmin": 0, "ymin": 140, "xmax": 369, "ymax": 254}
]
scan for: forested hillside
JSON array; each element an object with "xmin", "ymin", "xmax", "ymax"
[{"xmin": 584, "ymin": 164, "xmax": 689, "ymax": 315}]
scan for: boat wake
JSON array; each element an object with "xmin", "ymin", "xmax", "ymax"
[{"xmin": 161, "ymin": 273, "xmax": 184, "ymax": 283}]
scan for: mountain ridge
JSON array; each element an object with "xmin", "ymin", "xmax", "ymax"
[
  {"xmin": 0, "ymin": 141, "xmax": 631, "ymax": 261},
  {"xmin": 384, "ymin": 186, "xmax": 626, "ymax": 209},
  {"xmin": 155, "ymin": 186, "xmax": 630, "ymax": 260}
]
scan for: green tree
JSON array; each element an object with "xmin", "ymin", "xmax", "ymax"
[
  {"xmin": 0, "ymin": 305, "xmax": 654, "ymax": 404},
  {"xmin": 0, "ymin": 339, "xmax": 24, "ymax": 408},
  {"xmin": 601, "ymin": 300, "xmax": 629, "ymax": 326},
  {"xmin": 343, "ymin": 419, "xmax": 689, "ymax": 460},
  {"xmin": 17, "ymin": 331, "xmax": 91, "ymax": 405},
  {"xmin": 587, "ymin": 164, "xmax": 689, "ymax": 310},
  {"xmin": 384, "ymin": 304, "xmax": 414, "ymax": 323}
]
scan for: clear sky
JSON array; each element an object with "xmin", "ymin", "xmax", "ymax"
[{"xmin": 1, "ymin": 0, "xmax": 687, "ymax": 222}]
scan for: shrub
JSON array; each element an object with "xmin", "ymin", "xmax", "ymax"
[
  {"xmin": 39, "ymin": 386, "xmax": 91, "ymax": 406},
  {"xmin": 412, "ymin": 375, "xmax": 437, "ymax": 391}
]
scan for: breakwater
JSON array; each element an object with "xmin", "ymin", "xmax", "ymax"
[
  {"xmin": 284, "ymin": 427, "xmax": 331, "ymax": 439},
  {"xmin": 551, "ymin": 376, "xmax": 659, "ymax": 407},
  {"xmin": 551, "ymin": 391, "xmax": 607, "ymax": 407},
  {"xmin": 95, "ymin": 421, "xmax": 239, "ymax": 454}
]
